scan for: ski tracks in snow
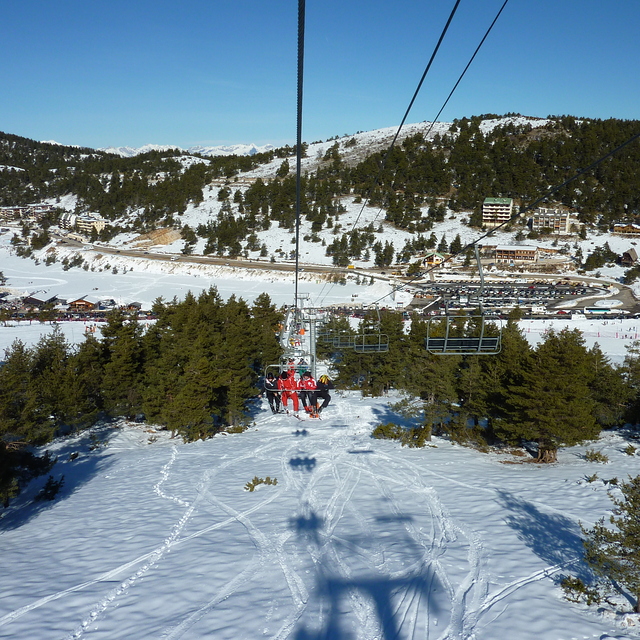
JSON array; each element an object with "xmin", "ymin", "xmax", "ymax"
[
  {"xmin": 63, "ymin": 445, "xmax": 205, "ymax": 640},
  {"xmin": 159, "ymin": 435, "xmax": 310, "ymax": 640},
  {"xmin": 341, "ymin": 447, "xmax": 488, "ymax": 640},
  {"xmin": 2, "ymin": 408, "xmax": 569, "ymax": 640},
  {"xmin": 366, "ymin": 450, "xmax": 572, "ymax": 640},
  {"xmin": 278, "ymin": 399, "xmax": 478, "ymax": 640}
]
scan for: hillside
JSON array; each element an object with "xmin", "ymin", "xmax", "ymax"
[
  {"xmin": 1, "ymin": 114, "xmax": 640, "ymax": 315},
  {"xmin": 2, "ymin": 115, "xmax": 640, "ymax": 270}
]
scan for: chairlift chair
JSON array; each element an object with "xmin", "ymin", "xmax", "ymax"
[
  {"xmin": 425, "ymin": 310, "xmax": 502, "ymax": 354},
  {"xmin": 425, "ymin": 244, "xmax": 502, "ymax": 355},
  {"xmin": 317, "ymin": 306, "xmax": 389, "ymax": 353}
]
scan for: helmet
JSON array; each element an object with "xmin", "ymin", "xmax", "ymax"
[
  {"xmin": 266, "ymin": 372, "xmax": 274, "ymax": 379},
  {"xmin": 280, "ymin": 371, "xmax": 288, "ymax": 379},
  {"xmin": 319, "ymin": 375, "xmax": 329, "ymax": 383}
]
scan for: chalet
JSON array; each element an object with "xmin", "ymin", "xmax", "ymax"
[
  {"xmin": 21, "ymin": 294, "xmax": 58, "ymax": 309},
  {"xmin": 482, "ymin": 197, "xmax": 513, "ymax": 228},
  {"xmin": 422, "ymin": 251, "xmax": 447, "ymax": 267},
  {"xmin": 68, "ymin": 296, "xmax": 97, "ymax": 312},
  {"xmin": 622, "ymin": 248, "xmax": 638, "ymax": 266},
  {"xmin": 613, "ymin": 223, "xmax": 640, "ymax": 235},
  {"xmin": 494, "ymin": 245, "xmax": 538, "ymax": 264}
]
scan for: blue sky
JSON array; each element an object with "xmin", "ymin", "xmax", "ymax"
[{"xmin": 1, "ymin": 0, "xmax": 638, "ymax": 149}]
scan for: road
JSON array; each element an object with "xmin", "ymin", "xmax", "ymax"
[{"xmin": 57, "ymin": 237, "xmax": 640, "ymax": 313}]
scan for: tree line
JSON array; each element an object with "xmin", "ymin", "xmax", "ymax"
[
  {"xmin": 322, "ymin": 308, "xmax": 638, "ymax": 463},
  {"xmin": 0, "ymin": 290, "xmax": 283, "ymax": 507}
]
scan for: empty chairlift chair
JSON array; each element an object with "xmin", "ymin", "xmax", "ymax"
[{"xmin": 425, "ymin": 244, "xmax": 502, "ymax": 355}]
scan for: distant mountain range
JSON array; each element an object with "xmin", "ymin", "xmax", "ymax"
[{"xmin": 99, "ymin": 142, "xmax": 276, "ymax": 158}]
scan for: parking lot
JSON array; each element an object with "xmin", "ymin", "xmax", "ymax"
[{"xmin": 412, "ymin": 280, "xmax": 610, "ymax": 315}]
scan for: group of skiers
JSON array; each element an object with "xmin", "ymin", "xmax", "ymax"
[{"xmin": 264, "ymin": 368, "xmax": 334, "ymax": 418}]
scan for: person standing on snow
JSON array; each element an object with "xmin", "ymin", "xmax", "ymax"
[
  {"xmin": 264, "ymin": 372, "xmax": 281, "ymax": 414},
  {"xmin": 278, "ymin": 370, "xmax": 300, "ymax": 414},
  {"xmin": 299, "ymin": 371, "xmax": 317, "ymax": 415},
  {"xmin": 315, "ymin": 375, "xmax": 335, "ymax": 414}
]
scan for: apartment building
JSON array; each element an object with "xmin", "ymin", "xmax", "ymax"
[{"xmin": 482, "ymin": 197, "xmax": 513, "ymax": 228}]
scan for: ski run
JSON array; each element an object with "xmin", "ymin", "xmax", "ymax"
[{"xmin": 2, "ymin": 391, "xmax": 640, "ymax": 639}]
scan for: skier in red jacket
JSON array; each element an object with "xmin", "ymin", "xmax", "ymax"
[
  {"xmin": 278, "ymin": 371, "xmax": 299, "ymax": 413},
  {"xmin": 299, "ymin": 371, "xmax": 317, "ymax": 415}
]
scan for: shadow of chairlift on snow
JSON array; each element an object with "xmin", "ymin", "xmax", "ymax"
[
  {"xmin": 288, "ymin": 456, "xmax": 317, "ymax": 471},
  {"xmin": 289, "ymin": 509, "xmax": 447, "ymax": 640},
  {"xmin": 289, "ymin": 504, "xmax": 450, "ymax": 640}
]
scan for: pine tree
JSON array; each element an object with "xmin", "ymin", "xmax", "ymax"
[
  {"xmin": 505, "ymin": 329, "xmax": 599, "ymax": 462},
  {"xmin": 0, "ymin": 340, "xmax": 34, "ymax": 440},
  {"xmin": 581, "ymin": 475, "xmax": 640, "ymax": 612},
  {"xmin": 449, "ymin": 233, "xmax": 463, "ymax": 254},
  {"xmin": 405, "ymin": 316, "xmax": 460, "ymax": 437},
  {"xmin": 250, "ymin": 292, "xmax": 284, "ymax": 369},
  {"xmin": 28, "ymin": 328, "xmax": 74, "ymax": 436},
  {"xmin": 622, "ymin": 340, "xmax": 640, "ymax": 423},
  {"xmin": 482, "ymin": 318, "xmax": 532, "ymax": 439},
  {"xmin": 168, "ymin": 351, "xmax": 218, "ymax": 441},
  {"xmin": 66, "ymin": 334, "xmax": 105, "ymax": 427},
  {"xmin": 101, "ymin": 311, "xmax": 144, "ymax": 418},
  {"xmin": 588, "ymin": 344, "xmax": 632, "ymax": 428}
]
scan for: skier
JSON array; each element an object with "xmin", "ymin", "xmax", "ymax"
[
  {"xmin": 315, "ymin": 374, "xmax": 335, "ymax": 414},
  {"xmin": 264, "ymin": 372, "xmax": 281, "ymax": 414},
  {"xmin": 299, "ymin": 371, "xmax": 317, "ymax": 416},
  {"xmin": 287, "ymin": 359, "xmax": 299, "ymax": 380},
  {"xmin": 278, "ymin": 370, "xmax": 299, "ymax": 414}
]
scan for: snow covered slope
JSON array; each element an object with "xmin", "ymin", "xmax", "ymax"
[{"xmin": 1, "ymin": 395, "xmax": 640, "ymax": 639}]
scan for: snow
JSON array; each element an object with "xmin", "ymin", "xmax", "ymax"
[
  {"xmin": 520, "ymin": 316, "xmax": 639, "ymax": 365},
  {"xmin": 2, "ymin": 395, "xmax": 640, "ymax": 639},
  {"xmin": 0, "ymin": 235, "xmax": 392, "ymax": 311}
]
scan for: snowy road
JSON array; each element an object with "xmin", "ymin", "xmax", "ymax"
[{"xmin": 2, "ymin": 394, "xmax": 640, "ymax": 639}]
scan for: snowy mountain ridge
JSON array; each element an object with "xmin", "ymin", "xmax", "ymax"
[
  {"xmin": 98, "ymin": 115, "xmax": 549, "ymax": 159},
  {"xmin": 101, "ymin": 142, "xmax": 276, "ymax": 158}
]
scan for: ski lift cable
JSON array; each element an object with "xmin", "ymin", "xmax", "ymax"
[
  {"xmin": 422, "ymin": 0, "xmax": 510, "ymax": 140},
  {"xmin": 349, "ymin": 0, "xmax": 462, "ymax": 235},
  {"xmin": 367, "ymin": 128, "xmax": 640, "ymax": 308},
  {"xmin": 316, "ymin": 0, "xmax": 463, "ymax": 308},
  {"xmin": 320, "ymin": 0, "xmax": 510, "ymax": 308},
  {"xmin": 369, "ymin": 0, "xmax": 511, "ymax": 229}
]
